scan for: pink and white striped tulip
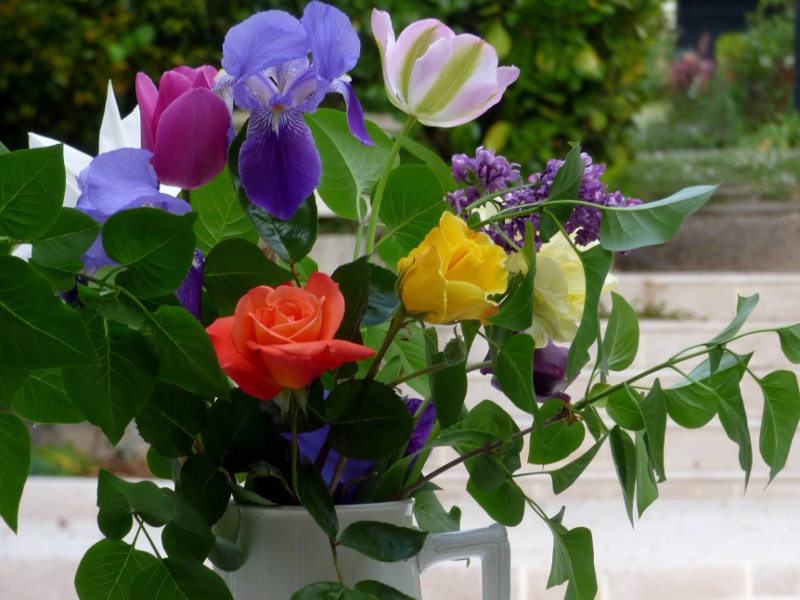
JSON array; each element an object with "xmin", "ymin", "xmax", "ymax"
[{"xmin": 371, "ymin": 9, "xmax": 519, "ymax": 128}]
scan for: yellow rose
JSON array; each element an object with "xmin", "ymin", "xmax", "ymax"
[
  {"xmin": 531, "ymin": 232, "xmax": 616, "ymax": 347},
  {"xmin": 397, "ymin": 212, "xmax": 508, "ymax": 324}
]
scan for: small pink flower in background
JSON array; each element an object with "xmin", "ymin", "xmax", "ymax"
[
  {"xmin": 371, "ymin": 9, "xmax": 519, "ymax": 127},
  {"xmin": 136, "ymin": 66, "xmax": 231, "ymax": 189}
]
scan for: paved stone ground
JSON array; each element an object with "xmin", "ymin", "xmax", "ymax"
[{"xmin": 614, "ymin": 201, "xmax": 800, "ymax": 272}]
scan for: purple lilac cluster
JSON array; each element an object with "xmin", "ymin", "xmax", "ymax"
[{"xmin": 447, "ymin": 148, "xmax": 642, "ymax": 250}]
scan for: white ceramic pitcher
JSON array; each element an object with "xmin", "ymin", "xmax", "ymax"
[{"xmin": 213, "ymin": 500, "xmax": 510, "ymax": 599}]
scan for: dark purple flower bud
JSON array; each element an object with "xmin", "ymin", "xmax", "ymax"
[
  {"xmin": 176, "ymin": 248, "xmax": 204, "ymax": 321},
  {"xmin": 480, "ymin": 338, "xmax": 574, "ymax": 403}
]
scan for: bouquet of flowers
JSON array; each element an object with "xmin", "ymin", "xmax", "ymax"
[{"xmin": 2, "ymin": 3, "xmax": 799, "ymax": 599}]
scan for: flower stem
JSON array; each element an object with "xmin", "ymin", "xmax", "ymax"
[
  {"xmin": 365, "ymin": 306, "xmax": 408, "ymax": 381},
  {"xmin": 364, "ymin": 116, "xmax": 416, "ymax": 258}
]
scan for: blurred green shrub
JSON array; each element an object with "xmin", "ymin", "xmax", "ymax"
[
  {"xmin": 716, "ymin": 0, "xmax": 795, "ymax": 130},
  {"xmin": 1, "ymin": 0, "xmax": 663, "ymax": 169},
  {"xmin": 0, "ymin": 0, "xmax": 259, "ymax": 153}
]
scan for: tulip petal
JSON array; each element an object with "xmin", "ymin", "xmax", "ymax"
[
  {"xmin": 392, "ymin": 19, "xmax": 454, "ymax": 103},
  {"xmin": 135, "ymin": 73, "xmax": 159, "ymax": 151},
  {"xmin": 150, "ymin": 88, "xmax": 230, "ymax": 189},
  {"xmin": 28, "ymin": 132, "xmax": 91, "ymax": 208},
  {"xmin": 303, "ymin": 272, "xmax": 345, "ymax": 340},
  {"xmin": 207, "ymin": 317, "xmax": 283, "ymax": 401},
  {"xmin": 408, "ymin": 35, "xmax": 498, "ymax": 127},
  {"xmin": 222, "ymin": 10, "xmax": 309, "ymax": 80},
  {"xmin": 301, "ymin": 1, "xmax": 360, "ymax": 82},
  {"xmin": 238, "ymin": 107, "xmax": 322, "ymax": 220}
]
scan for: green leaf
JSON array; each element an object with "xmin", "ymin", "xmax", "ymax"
[
  {"xmin": 0, "ymin": 368, "xmax": 28, "ymax": 406},
  {"xmin": 63, "ymin": 313, "xmax": 158, "ymax": 444},
  {"xmin": 161, "ymin": 490, "xmax": 216, "ymax": 562},
  {"xmin": 204, "ymin": 238, "xmax": 292, "ymax": 315},
  {"xmin": 466, "ymin": 478, "xmax": 525, "ymax": 526},
  {"xmin": 411, "ymin": 490, "xmax": 461, "ymax": 534},
  {"xmin": 373, "ymin": 454, "xmax": 416, "ymax": 502},
  {"xmin": 424, "ymin": 328, "xmax": 467, "ymax": 429},
  {"xmin": 539, "ymin": 144, "xmax": 586, "ymax": 242},
  {"xmin": 363, "ymin": 322, "xmax": 430, "ymax": 397},
  {"xmin": 639, "ymin": 382, "xmax": 667, "ymax": 482},
  {"xmin": 0, "ymin": 412, "xmax": 30, "ymax": 532},
  {"xmin": 143, "ymin": 306, "xmax": 229, "ymax": 398},
  {"xmin": 0, "ymin": 145, "xmax": 65, "ymax": 240},
  {"xmin": 606, "ymin": 384, "xmax": 645, "ymax": 431},
  {"xmin": 566, "ymin": 245, "xmax": 613, "ymax": 379},
  {"xmin": 75, "ymin": 539, "xmax": 158, "ymax": 600},
  {"xmin": 339, "ymin": 521, "xmax": 428, "ymax": 562},
  {"xmin": 136, "ymin": 383, "xmax": 208, "ymax": 457},
  {"xmin": 602, "ymin": 292, "xmax": 639, "ymax": 371},
  {"xmin": 77, "ymin": 285, "xmax": 149, "ymax": 329},
  {"xmin": 546, "ymin": 521, "xmax": 598, "ymax": 600},
  {"xmin": 30, "ymin": 207, "xmax": 99, "ymax": 267},
  {"xmin": 375, "ymin": 165, "xmax": 446, "ymax": 269},
  {"xmin": 599, "ymin": 185, "xmax": 717, "ymax": 251},
  {"xmin": 241, "ymin": 194, "xmax": 318, "ymax": 264},
  {"xmin": 634, "ymin": 432, "xmax": 659, "ymax": 517},
  {"xmin": 549, "ymin": 434, "xmax": 608, "ymax": 494},
  {"xmin": 0, "ymin": 256, "xmax": 97, "ymax": 368},
  {"xmin": 30, "ymin": 259, "xmax": 81, "ymax": 291},
  {"xmin": 609, "ymin": 427, "xmax": 637, "ymax": 525},
  {"xmin": 364, "ymin": 264, "xmax": 399, "ymax": 327},
  {"xmin": 495, "ymin": 333, "xmax": 536, "ymax": 414},
  {"xmin": 296, "ymin": 463, "xmax": 339, "ymax": 539},
  {"xmin": 332, "ymin": 257, "xmax": 371, "ymax": 343},
  {"xmin": 130, "ymin": 558, "xmax": 233, "ymax": 600},
  {"xmin": 305, "ymin": 109, "xmax": 396, "ymax": 219},
  {"xmin": 193, "ymin": 166, "xmax": 257, "ymax": 254},
  {"xmin": 489, "ymin": 249, "xmax": 535, "ymax": 330},
  {"xmin": 199, "ymin": 389, "xmax": 275, "ymax": 470},
  {"xmin": 207, "ymin": 536, "xmax": 245, "ymax": 572},
  {"xmin": 179, "ymin": 454, "xmax": 231, "ymax": 525},
  {"xmin": 759, "ymin": 370, "xmax": 800, "ymax": 482},
  {"xmin": 292, "ymin": 582, "xmax": 373, "ymax": 600},
  {"xmin": 147, "ymin": 447, "xmax": 175, "ymax": 480},
  {"xmin": 354, "ymin": 581, "xmax": 416, "ymax": 600},
  {"xmin": 708, "ymin": 294, "xmax": 759, "ymax": 345},
  {"xmin": 777, "ymin": 324, "xmax": 800, "ymax": 364},
  {"xmin": 11, "ymin": 369, "xmax": 84, "ymax": 423},
  {"xmin": 716, "ymin": 371, "xmax": 753, "ymax": 487},
  {"xmin": 0, "ymin": 140, "xmax": 8, "ymax": 154},
  {"xmin": 327, "ymin": 380, "xmax": 414, "ymax": 460},
  {"xmin": 103, "ymin": 208, "xmax": 197, "ymax": 298},
  {"xmin": 393, "ymin": 132, "xmax": 457, "ymax": 193},
  {"xmin": 97, "ymin": 469, "xmax": 173, "ymax": 539},
  {"xmin": 528, "ymin": 399, "xmax": 586, "ymax": 465}
]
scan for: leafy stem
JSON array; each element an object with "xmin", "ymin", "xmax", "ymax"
[{"xmin": 364, "ymin": 115, "xmax": 416, "ymax": 258}]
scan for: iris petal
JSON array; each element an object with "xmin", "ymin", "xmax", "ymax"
[
  {"xmin": 330, "ymin": 79, "xmax": 373, "ymax": 146},
  {"xmin": 301, "ymin": 1, "xmax": 360, "ymax": 82},
  {"xmin": 238, "ymin": 108, "xmax": 322, "ymax": 220},
  {"xmin": 222, "ymin": 11, "xmax": 309, "ymax": 80},
  {"xmin": 77, "ymin": 148, "xmax": 160, "ymax": 214}
]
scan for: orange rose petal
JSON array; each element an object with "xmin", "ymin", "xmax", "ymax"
[
  {"xmin": 232, "ymin": 286, "xmax": 273, "ymax": 355},
  {"xmin": 304, "ymin": 272, "xmax": 345, "ymax": 340},
  {"xmin": 207, "ymin": 317, "xmax": 282, "ymax": 400}
]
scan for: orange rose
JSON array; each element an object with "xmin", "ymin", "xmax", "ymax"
[{"xmin": 207, "ymin": 273, "xmax": 375, "ymax": 400}]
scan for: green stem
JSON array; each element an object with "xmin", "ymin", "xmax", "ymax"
[
  {"xmin": 465, "ymin": 360, "xmax": 493, "ymax": 374},
  {"xmin": 330, "ymin": 540, "xmax": 344, "ymax": 585},
  {"xmin": 290, "ymin": 398, "xmax": 299, "ymax": 495},
  {"xmin": 328, "ymin": 454, "xmax": 348, "ymax": 495},
  {"xmin": 135, "ymin": 515, "xmax": 162, "ymax": 559},
  {"xmin": 364, "ymin": 116, "xmax": 417, "ymax": 258},
  {"xmin": 365, "ymin": 306, "xmax": 408, "ymax": 381},
  {"xmin": 388, "ymin": 361, "xmax": 450, "ymax": 387}
]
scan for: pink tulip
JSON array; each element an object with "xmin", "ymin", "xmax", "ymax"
[
  {"xmin": 371, "ymin": 10, "xmax": 519, "ymax": 128},
  {"xmin": 136, "ymin": 66, "xmax": 231, "ymax": 189}
]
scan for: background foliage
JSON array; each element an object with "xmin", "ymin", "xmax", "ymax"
[{"xmin": 1, "ymin": 0, "xmax": 664, "ymax": 169}]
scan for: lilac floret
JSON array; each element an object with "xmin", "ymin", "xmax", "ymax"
[{"xmin": 447, "ymin": 148, "xmax": 641, "ymax": 251}]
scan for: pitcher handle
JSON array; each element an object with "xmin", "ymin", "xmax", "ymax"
[{"xmin": 416, "ymin": 523, "xmax": 510, "ymax": 600}]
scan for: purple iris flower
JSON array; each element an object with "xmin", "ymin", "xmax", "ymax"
[
  {"xmin": 216, "ymin": 1, "xmax": 372, "ymax": 220},
  {"xmin": 481, "ymin": 338, "xmax": 574, "ymax": 403},
  {"xmin": 75, "ymin": 147, "xmax": 202, "ymax": 318},
  {"xmin": 295, "ymin": 397, "xmax": 435, "ymax": 503}
]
